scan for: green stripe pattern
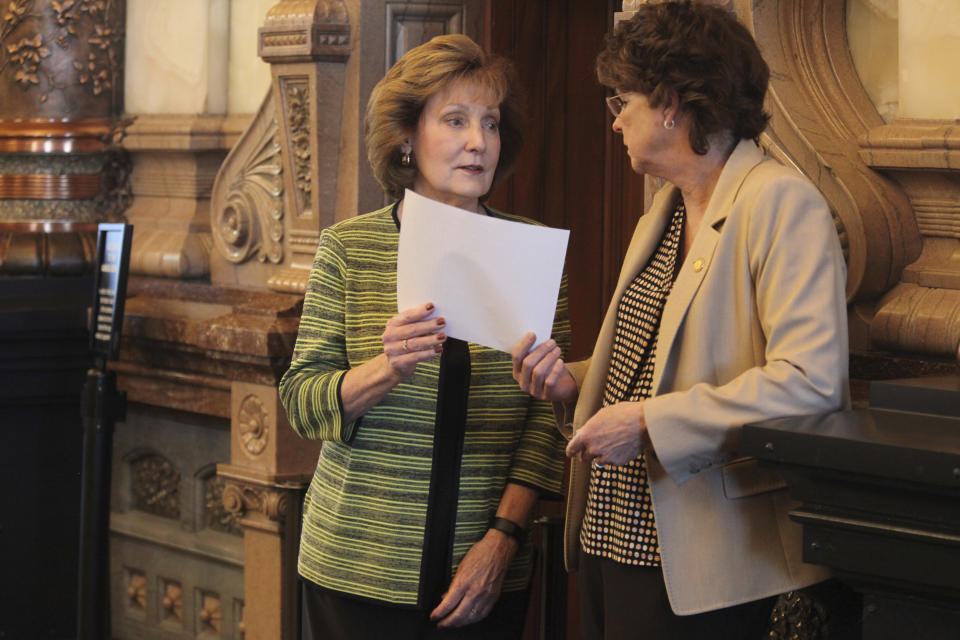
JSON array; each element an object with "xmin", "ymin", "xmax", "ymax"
[{"xmin": 279, "ymin": 205, "xmax": 571, "ymax": 606}]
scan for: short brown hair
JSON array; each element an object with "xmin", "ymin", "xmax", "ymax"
[
  {"xmin": 597, "ymin": 1, "xmax": 770, "ymax": 155},
  {"xmin": 365, "ymin": 34, "xmax": 524, "ymax": 200}
]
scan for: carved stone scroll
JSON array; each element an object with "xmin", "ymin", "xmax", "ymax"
[
  {"xmin": 740, "ymin": 0, "xmax": 922, "ymax": 301},
  {"xmin": 210, "ymin": 93, "xmax": 284, "ymax": 268},
  {"xmin": 210, "ymin": 0, "xmax": 351, "ymax": 293}
]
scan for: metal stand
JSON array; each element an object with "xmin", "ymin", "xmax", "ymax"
[{"xmin": 77, "ymin": 362, "xmax": 126, "ymax": 640}]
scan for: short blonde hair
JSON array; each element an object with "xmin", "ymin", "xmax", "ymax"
[{"xmin": 365, "ymin": 34, "xmax": 524, "ymax": 201}]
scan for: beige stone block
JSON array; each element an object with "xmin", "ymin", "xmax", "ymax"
[{"xmin": 125, "ymin": 0, "xmax": 229, "ymax": 114}]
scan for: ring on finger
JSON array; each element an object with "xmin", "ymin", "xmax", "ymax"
[{"xmin": 402, "ymin": 338, "xmax": 409, "ymax": 353}]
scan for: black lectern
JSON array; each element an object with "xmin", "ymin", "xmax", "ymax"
[
  {"xmin": 743, "ymin": 378, "xmax": 960, "ymax": 640},
  {"xmin": 77, "ymin": 223, "xmax": 132, "ymax": 640}
]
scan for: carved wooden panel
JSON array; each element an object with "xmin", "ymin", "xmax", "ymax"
[
  {"xmin": 130, "ymin": 453, "xmax": 181, "ymax": 520},
  {"xmin": 111, "ymin": 406, "xmax": 243, "ymax": 640},
  {"xmin": 385, "ymin": 2, "xmax": 464, "ymax": 71}
]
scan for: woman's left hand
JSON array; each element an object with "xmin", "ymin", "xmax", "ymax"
[
  {"xmin": 566, "ymin": 401, "xmax": 650, "ymax": 466},
  {"xmin": 429, "ymin": 529, "xmax": 518, "ymax": 628}
]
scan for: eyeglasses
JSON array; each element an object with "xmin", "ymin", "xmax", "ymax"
[{"xmin": 605, "ymin": 93, "xmax": 629, "ymax": 117}]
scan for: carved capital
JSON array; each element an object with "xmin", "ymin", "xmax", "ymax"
[
  {"xmin": 259, "ymin": 0, "xmax": 350, "ymax": 64},
  {"xmin": 222, "ymin": 480, "xmax": 289, "ymax": 524}
]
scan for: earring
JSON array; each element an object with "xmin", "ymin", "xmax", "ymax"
[
  {"xmin": 401, "ymin": 151, "xmax": 412, "ymax": 167},
  {"xmin": 663, "ymin": 118, "xmax": 676, "ymax": 130}
]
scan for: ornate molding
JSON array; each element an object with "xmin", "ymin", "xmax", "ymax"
[
  {"xmin": 238, "ymin": 394, "xmax": 270, "ymax": 457},
  {"xmin": 205, "ymin": 473, "xmax": 243, "ymax": 536},
  {"xmin": 872, "ymin": 283, "xmax": 960, "ymax": 362},
  {"xmin": 125, "ymin": 569, "xmax": 147, "ymax": 612},
  {"xmin": 282, "ymin": 79, "xmax": 311, "ymax": 215},
  {"xmin": 740, "ymin": 0, "xmax": 922, "ymax": 301},
  {"xmin": 859, "ymin": 120, "xmax": 960, "ymax": 171},
  {"xmin": 210, "ymin": 94, "xmax": 284, "ymax": 266},
  {"xmin": 130, "ymin": 453, "xmax": 181, "ymax": 520},
  {"xmin": 161, "ymin": 580, "xmax": 183, "ymax": 624},
  {"xmin": 222, "ymin": 480, "xmax": 289, "ymax": 524},
  {"xmin": 266, "ymin": 266, "xmax": 308, "ymax": 294},
  {"xmin": 259, "ymin": 0, "xmax": 349, "ymax": 63},
  {"xmin": 198, "ymin": 592, "xmax": 222, "ymax": 634}
]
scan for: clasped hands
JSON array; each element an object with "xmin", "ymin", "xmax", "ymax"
[{"xmin": 510, "ymin": 332, "xmax": 649, "ymax": 466}]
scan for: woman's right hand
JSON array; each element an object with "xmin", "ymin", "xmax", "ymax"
[
  {"xmin": 510, "ymin": 332, "xmax": 577, "ymax": 402},
  {"xmin": 381, "ymin": 302, "xmax": 447, "ymax": 380}
]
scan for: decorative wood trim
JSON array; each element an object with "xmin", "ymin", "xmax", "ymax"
[
  {"xmin": 266, "ymin": 267, "xmax": 308, "ymax": 294},
  {"xmin": 385, "ymin": 3, "xmax": 464, "ymax": 72},
  {"xmin": 859, "ymin": 120, "xmax": 960, "ymax": 171},
  {"xmin": 259, "ymin": 0, "xmax": 350, "ymax": 63},
  {"xmin": 210, "ymin": 94, "xmax": 284, "ymax": 267}
]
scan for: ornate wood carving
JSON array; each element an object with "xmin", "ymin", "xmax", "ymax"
[
  {"xmin": 222, "ymin": 481, "xmax": 289, "ymax": 525},
  {"xmin": 161, "ymin": 580, "xmax": 183, "ymax": 625},
  {"xmin": 204, "ymin": 473, "xmax": 243, "ymax": 536},
  {"xmin": 258, "ymin": 0, "xmax": 349, "ymax": 64},
  {"xmin": 130, "ymin": 453, "xmax": 181, "ymax": 520},
  {"xmin": 0, "ymin": 0, "xmax": 124, "ymax": 119},
  {"xmin": 125, "ymin": 569, "xmax": 146, "ymax": 613},
  {"xmin": 238, "ymin": 394, "xmax": 270, "ymax": 457},
  {"xmin": 198, "ymin": 592, "xmax": 221, "ymax": 634},
  {"xmin": 211, "ymin": 94, "xmax": 284, "ymax": 267},
  {"xmin": 283, "ymin": 79, "xmax": 312, "ymax": 216},
  {"xmin": 211, "ymin": 0, "xmax": 351, "ymax": 293}
]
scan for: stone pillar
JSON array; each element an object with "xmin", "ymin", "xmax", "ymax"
[{"xmin": 219, "ymin": 382, "xmax": 321, "ymax": 640}]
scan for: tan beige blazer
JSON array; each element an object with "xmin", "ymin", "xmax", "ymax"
[{"xmin": 563, "ymin": 140, "xmax": 849, "ymax": 615}]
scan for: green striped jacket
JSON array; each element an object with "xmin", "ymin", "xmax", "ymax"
[{"xmin": 279, "ymin": 204, "xmax": 570, "ymax": 607}]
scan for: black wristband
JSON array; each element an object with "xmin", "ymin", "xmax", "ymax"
[{"xmin": 489, "ymin": 516, "xmax": 525, "ymax": 544}]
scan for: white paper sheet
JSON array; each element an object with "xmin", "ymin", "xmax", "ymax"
[{"xmin": 397, "ymin": 189, "xmax": 570, "ymax": 353}]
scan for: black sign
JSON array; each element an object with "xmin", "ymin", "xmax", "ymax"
[{"xmin": 90, "ymin": 223, "xmax": 132, "ymax": 361}]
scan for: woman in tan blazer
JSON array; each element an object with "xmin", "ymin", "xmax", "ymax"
[{"xmin": 511, "ymin": 3, "xmax": 849, "ymax": 639}]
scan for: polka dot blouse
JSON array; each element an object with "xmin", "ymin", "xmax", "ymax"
[{"xmin": 580, "ymin": 200, "xmax": 685, "ymax": 567}]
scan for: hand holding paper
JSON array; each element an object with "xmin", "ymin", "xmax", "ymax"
[{"xmin": 397, "ymin": 189, "xmax": 569, "ymax": 353}]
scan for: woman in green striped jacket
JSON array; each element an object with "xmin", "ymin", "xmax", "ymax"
[{"xmin": 279, "ymin": 34, "xmax": 570, "ymax": 640}]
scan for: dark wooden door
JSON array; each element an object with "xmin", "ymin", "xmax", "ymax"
[
  {"xmin": 484, "ymin": 0, "xmax": 645, "ymax": 361},
  {"xmin": 482, "ymin": 4, "xmax": 645, "ymax": 639}
]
